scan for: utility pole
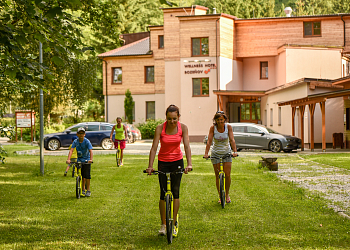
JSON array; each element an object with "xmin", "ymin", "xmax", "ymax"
[{"xmin": 39, "ymin": 42, "xmax": 44, "ymax": 175}]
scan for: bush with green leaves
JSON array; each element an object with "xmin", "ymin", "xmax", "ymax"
[{"xmin": 136, "ymin": 119, "xmax": 164, "ymax": 139}]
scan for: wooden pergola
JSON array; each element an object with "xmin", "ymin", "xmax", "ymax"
[{"xmin": 278, "ymin": 88, "xmax": 350, "ymax": 151}]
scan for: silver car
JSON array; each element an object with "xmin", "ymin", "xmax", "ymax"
[{"xmin": 203, "ymin": 123, "xmax": 301, "ymax": 153}]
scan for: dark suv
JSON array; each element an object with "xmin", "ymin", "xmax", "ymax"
[
  {"xmin": 203, "ymin": 123, "xmax": 301, "ymax": 153},
  {"xmin": 44, "ymin": 122, "xmax": 115, "ymax": 151}
]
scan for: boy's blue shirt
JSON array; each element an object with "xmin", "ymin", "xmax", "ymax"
[{"xmin": 71, "ymin": 137, "xmax": 93, "ymax": 161}]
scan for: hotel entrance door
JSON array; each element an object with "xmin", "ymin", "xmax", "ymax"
[{"xmin": 228, "ymin": 102, "xmax": 261, "ymax": 123}]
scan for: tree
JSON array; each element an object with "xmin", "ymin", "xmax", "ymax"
[
  {"xmin": 124, "ymin": 89, "xmax": 135, "ymax": 124},
  {"xmin": 0, "ymin": 0, "xmax": 96, "ymax": 115}
]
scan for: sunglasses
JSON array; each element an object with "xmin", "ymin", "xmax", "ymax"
[
  {"xmin": 77, "ymin": 132, "xmax": 85, "ymax": 135},
  {"xmin": 216, "ymin": 111, "xmax": 224, "ymax": 114}
]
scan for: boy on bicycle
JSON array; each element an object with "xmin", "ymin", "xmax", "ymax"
[
  {"xmin": 64, "ymin": 136, "xmax": 78, "ymax": 176},
  {"xmin": 66, "ymin": 127, "xmax": 93, "ymax": 197}
]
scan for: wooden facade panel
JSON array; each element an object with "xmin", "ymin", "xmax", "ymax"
[
  {"xmin": 220, "ymin": 17, "xmax": 234, "ymax": 59},
  {"xmin": 179, "ymin": 19, "xmax": 217, "ymax": 58},
  {"xmin": 102, "ymin": 56, "xmax": 164, "ymax": 95},
  {"xmin": 236, "ymin": 18, "xmax": 346, "ymax": 58},
  {"xmin": 150, "ymin": 28, "xmax": 164, "ymax": 60}
]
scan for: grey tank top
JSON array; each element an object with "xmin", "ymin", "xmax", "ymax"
[{"xmin": 212, "ymin": 123, "xmax": 231, "ymax": 155}]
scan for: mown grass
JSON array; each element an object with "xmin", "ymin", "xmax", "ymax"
[
  {"xmin": 299, "ymin": 153, "xmax": 350, "ymax": 170},
  {"xmin": 2, "ymin": 143, "xmax": 39, "ymax": 157},
  {"xmin": 0, "ymin": 152, "xmax": 350, "ymax": 249}
]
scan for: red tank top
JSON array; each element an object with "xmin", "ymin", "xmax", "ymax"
[{"xmin": 158, "ymin": 121, "xmax": 183, "ymax": 162}]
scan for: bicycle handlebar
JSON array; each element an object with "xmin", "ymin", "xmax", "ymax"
[
  {"xmin": 143, "ymin": 168, "xmax": 192, "ymax": 175},
  {"xmin": 203, "ymin": 153, "xmax": 238, "ymax": 160}
]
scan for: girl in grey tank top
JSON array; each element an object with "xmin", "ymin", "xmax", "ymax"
[{"xmin": 212, "ymin": 123, "xmax": 231, "ymax": 155}]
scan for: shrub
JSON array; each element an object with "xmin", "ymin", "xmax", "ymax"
[{"xmin": 136, "ymin": 119, "xmax": 164, "ymax": 139}]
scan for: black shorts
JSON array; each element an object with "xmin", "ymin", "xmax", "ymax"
[
  {"xmin": 81, "ymin": 163, "xmax": 91, "ymax": 179},
  {"xmin": 158, "ymin": 159, "xmax": 184, "ymax": 200}
]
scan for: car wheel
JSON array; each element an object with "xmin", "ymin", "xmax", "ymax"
[
  {"xmin": 269, "ymin": 140, "xmax": 282, "ymax": 153},
  {"xmin": 47, "ymin": 139, "xmax": 60, "ymax": 151},
  {"xmin": 101, "ymin": 138, "xmax": 113, "ymax": 150}
]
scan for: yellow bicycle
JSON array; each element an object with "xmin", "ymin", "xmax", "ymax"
[
  {"xmin": 144, "ymin": 167, "xmax": 189, "ymax": 244},
  {"xmin": 205, "ymin": 153, "xmax": 236, "ymax": 208},
  {"xmin": 71, "ymin": 161, "xmax": 92, "ymax": 199}
]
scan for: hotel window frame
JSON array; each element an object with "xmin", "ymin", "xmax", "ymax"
[
  {"xmin": 270, "ymin": 108, "xmax": 273, "ymax": 126},
  {"xmin": 146, "ymin": 101, "xmax": 155, "ymax": 120},
  {"xmin": 158, "ymin": 35, "xmax": 164, "ymax": 49},
  {"xmin": 191, "ymin": 37, "xmax": 209, "ymax": 57},
  {"xmin": 260, "ymin": 61, "xmax": 268, "ymax": 79},
  {"xmin": 192, "ymin": 78, "xmax": 209, "ymax": 97},
  {"xmin": 278, "ymin": 107, "xmax": 281, "ymax": 126},
  {"xmin": 303, "ymin": 21, "xmax": 321, "ymax": 37},
  {"xmin": 145, "ymin": 66, "xmax": 155, "ymax": 83},
  {"xmin": 112, "ymin": 67, "xmax": 122, "ymax": 84}
]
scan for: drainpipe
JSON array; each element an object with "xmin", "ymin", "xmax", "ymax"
[
  {"xmin": 216, "ymin": 18, "xmax": 220, "ymax": 111},
  {"xmin": 101, "ymin": 58, "xmax": 108, "ymax": 122},
  {"xmin": 341, "ymin": 15, "xmax": 346, "ymax": 48}
]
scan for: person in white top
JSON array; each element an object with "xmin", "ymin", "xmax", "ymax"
[{"xmin": 203, "ymin": 111, "xmax": 238, "ymax": 204}]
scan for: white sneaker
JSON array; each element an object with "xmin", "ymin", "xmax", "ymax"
[{"xmin": 158, "ymin": 224, "xmax": 166, "ymax": 235}]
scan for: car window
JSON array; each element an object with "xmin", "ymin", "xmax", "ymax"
[
  {"xmin": 247, "ymin": 126, "xmax": 261, "ymax": 134},
  {"xmin": 232, "ymin": 126, "xmax": 245, "ymax": 133},
  {"xmin": 87, "ymin": 125, "xmax": 99, "ymax": 131},
  {"xmin": 69, "ymin": 125, "xmax": 80, "ymax": 132},
  {"xmin": 101, "ymin": 125, "xmax": 113, "ymax": 131},
  {"xmin": 266, "ymin": 127, "xmax": 280, "ymax": 134}
]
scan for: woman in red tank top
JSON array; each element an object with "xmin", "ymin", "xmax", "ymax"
[{"xmin": 146, "ymin": 104, "xmax": 192, "ymax": 237}]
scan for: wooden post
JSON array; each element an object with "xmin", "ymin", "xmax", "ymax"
[
  {"xmin": 299, "ymin": 105, "xmax": 305, "ymax": 151},
  {"xmin": 308, "ymin": 103, "xmax": 316, "ymax": 151},
  {"xmin": 217, "ymin": 95, "xmax": 223, "ymax": 111},
  {"xmin": 292, "ymin": 106, "xmax": 296, "ymax": 136},
  {"xmin": 320, "ymin": 101, "xmax": 326, "ymax": 151}
]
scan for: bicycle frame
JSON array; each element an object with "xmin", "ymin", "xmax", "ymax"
[
  {"xmin": 144, "ymin": 168, "xmax": 184, "ymax": 244},
  {"xmin": 72, "ymin": 162, "xmax": 84, "ymax": 199}
]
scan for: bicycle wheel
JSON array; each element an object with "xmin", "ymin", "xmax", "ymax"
[
  {"xmin": 219, "ymin": 173, "xmax": 225, "ymax": 209},
  {"xmin": 116, "ymin": 149, "xmax": 120, "ymax": 167},
  {"xmin": 165, "ymin": 194, "xmax": 173, "ymax": 244},
  {"xmin": 76, "ymin": 176, "xmax": 81, "ymax": 199}
]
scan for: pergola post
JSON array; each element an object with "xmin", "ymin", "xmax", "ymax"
[
  {"xmin": 299, "ymin": 105, "xmax": 305, "ymax": 151},
  {"xmin": 320, "ymin": 101, "xmax": 326, "ymax": 151},
  {"xmin": 217, "ymin": 95, "xmax": 223, "ymax": 111},
  {"xmin": 292, "ymin": 107, "xmax": 296, "ymax": 136},
  {"xmin": 308, "ymin": 103, "xmax": 316, "ymax": 151}
]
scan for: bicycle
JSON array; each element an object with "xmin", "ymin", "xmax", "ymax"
[
  {"xmin": 143, "ymin": 167, "xmax": 190, "ymax": 244},
  {"xmin": 71, "ymin": 161, "xmax": 93, "ymax": 199},
  {"xmin": 204, "ymin": 153, "xmax": 237, "ymax": 209},
  {"xmin": 114, "ymin": 139, "xmax": 125, "ymax": 167}
]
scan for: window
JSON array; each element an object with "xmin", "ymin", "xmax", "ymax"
[
  {"xmin": 158, "ymin": 35, "xmax": 164, "ymax": 49},
  {"xmin": 304, "ymin": 21, "xmax": 321, "ymax": 37},
  {"xmin": 278, "ymin": 107, "xmax": 281, "ymax": 126},
  {"xmin": 145, "ymin": 66, "xmax": 154, "ymax": 83},
  {"xmin": 270, "ymin": 108, "xmax": 273, "ymax": 126},
  {"xmin": 233, "ymin": 126, "xmax": 246, "ymax": 133},
  {"xmin": 146, "ymin": 101, "xmax": 155, "ymax": 120},
  {"xmin": 112, "ymin": 67, "xmax": 122, "ymax": 84},
  {"xmin": 247, "ymin": 126, "xmax": 261, "ymax": 134},
  {"xmin": 192, "ymin": 37, "xmax": 209, "ymax": 56},
  {"xmin": 260, "ymin": 62, "xmax": 268, "ymax": 79},
  {"xmin": 87, "ymin": 125, "xmax": 99, "ymax": 131},
  {"xmin": 192, "ymin": 78, "xmax": 209, "ymax": 96},
  {"xmin": 346, "ymin": 108, "xmax": 350, "ymax": 130},
  {"xmin": 264, "ymin": 110, "xmax": 267, "ymax": 126},
  {"xmin": 101, "ymin": 125, "xmax": 113, "ymax": 131}
]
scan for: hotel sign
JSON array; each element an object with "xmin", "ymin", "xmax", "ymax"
[{"xmin": 184, "ymin": 63, "xmax": 217, "ymax": 74}]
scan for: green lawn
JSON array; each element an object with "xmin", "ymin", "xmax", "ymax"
[
  {"xmin": 0, "ymin": 152, "xmax": 350, "ymax": 249},
  {"xmin": 300, "ymin": 153, "xmax": 350, "ymax": 170}
]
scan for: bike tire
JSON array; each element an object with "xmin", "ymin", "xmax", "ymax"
[
  {"xmin": 76, "ymin": 176, "xmax": 81, "ymax": 199},
  {"xmin": 116, "ymin": 149, "xmax": 120, "ymax": 167},
  {"xmin": 219, "ymin": 173, "xmax": 225, "ymax": 209},
  {"xmin": 165, "ymin": 194, "xmax": 173, "ymax": 244}
]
